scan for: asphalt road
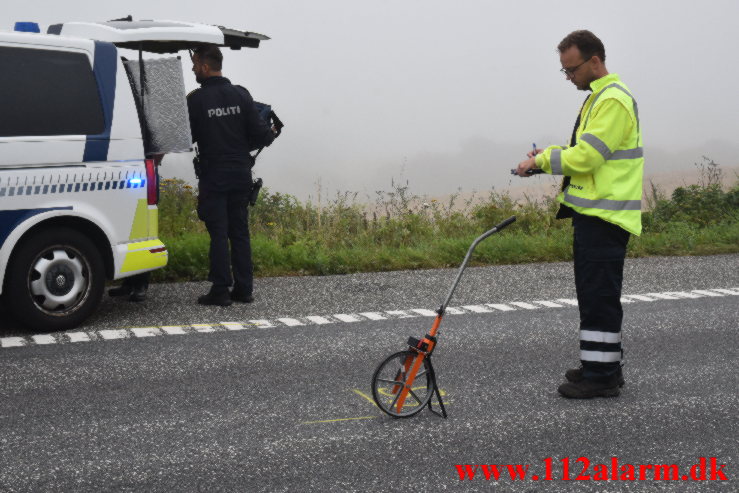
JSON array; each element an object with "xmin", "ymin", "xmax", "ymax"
[{"xmin": 0, "ymin": 255, "xmax": 737, "ymax": 491}]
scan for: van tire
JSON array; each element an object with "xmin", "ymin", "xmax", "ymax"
[{"xmin": 6, "ymin": 227, "xmax": 104, "ymax": 331}]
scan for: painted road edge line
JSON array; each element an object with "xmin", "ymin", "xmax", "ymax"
[{"xmin": 2, "ymin": 287, "xmax": 737, "ymax": 350}]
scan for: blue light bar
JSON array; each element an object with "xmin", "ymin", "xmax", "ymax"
[
  {"xmin": 129, "ymin": 178, "xmax": 143, "ymax": 186},
  {"xmin": 14, "ymin": 22, "xmax": 40, "ymax": 33}
]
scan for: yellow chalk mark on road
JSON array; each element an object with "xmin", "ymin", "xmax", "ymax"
[
  {"xmin": 302, "ymin": 416, "xmax": 377, "ymax": 425},
  {"xmin": 352, "ymin": 389, "xmax": 379, "ymax": 408}
]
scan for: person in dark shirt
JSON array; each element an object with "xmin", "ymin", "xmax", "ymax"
[{"xmin": 188, "ymin": 45, "xmax": 276, "ymax": 306}]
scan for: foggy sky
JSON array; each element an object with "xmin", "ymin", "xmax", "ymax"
[{"xmin": 5, "ymin": 0, "xmax": 739, "ymax": 200}]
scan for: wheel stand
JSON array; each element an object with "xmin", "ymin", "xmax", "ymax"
[{"xmin": 426, "ymin": 357, "xmax": 447, "ymax": 419}]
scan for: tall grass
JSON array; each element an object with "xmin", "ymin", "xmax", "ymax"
[{"xmin": 152, "ymin": 159, "xmax": 739, "ymax": 282}]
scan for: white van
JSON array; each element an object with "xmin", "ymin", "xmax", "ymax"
[{"xmin": 0, "ymin": 19, "xmax": 267, "ymax": 330}]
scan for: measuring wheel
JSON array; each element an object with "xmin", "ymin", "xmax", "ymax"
[
  {"xmin": 371, "ymin": 350, "xmax": 434, "ymax": 418},
  {"xmin": 369, "ymin": 217, "xmax": 516, "ymax": 419}
]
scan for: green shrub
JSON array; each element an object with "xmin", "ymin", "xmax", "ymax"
[{"xmin": 153, "ymin": 159, "xmax": 739, "ymax": 281}]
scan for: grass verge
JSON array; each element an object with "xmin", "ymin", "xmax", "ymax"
[{"xmin": 152, "ymin": 158, "xmax": 739, "ymax": 282}]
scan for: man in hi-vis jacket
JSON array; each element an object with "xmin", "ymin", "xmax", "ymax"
[{"xmin": 516, "ymin": 30, "xmax": 643, "ymax": 398}]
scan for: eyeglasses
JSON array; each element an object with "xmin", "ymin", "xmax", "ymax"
[{"xmin": 560, "ymin": 59, "xmax": 588, "ymax": 77}]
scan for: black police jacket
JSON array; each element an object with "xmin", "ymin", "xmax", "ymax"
[{"xmin": 187, "ymin": 76, "xmax": 275, "ymax": 167}]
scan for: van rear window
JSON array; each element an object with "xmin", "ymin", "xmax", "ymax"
[{"xmin": 0, "ymin": 46, "xmax": 105, "ymax": 137}]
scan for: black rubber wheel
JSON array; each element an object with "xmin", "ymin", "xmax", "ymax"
[
  {"xmin": 371, "ymin": 350, "xmax": 433, "ymax": 418},
  {"xmin": 6, "ymin": 227, "xmax": 104, "ymax": 331}
]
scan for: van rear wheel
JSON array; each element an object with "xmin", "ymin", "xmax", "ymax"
[{"xmin": 7, "ymin": 228, "xmax": 104, "ymax": 331}]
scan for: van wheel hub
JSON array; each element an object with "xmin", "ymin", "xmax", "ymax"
[
  {"xmin": 29, "ymin": 248, "xmax": 88, "ymax": 311},
  {"xmin": 46, "ymin": 265, "xmax": 75, "ymax": 296}
]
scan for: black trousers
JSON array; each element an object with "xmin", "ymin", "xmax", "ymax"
[
  {"xmin": 120, "ymin": 272, "xmax": 150, "ymax": 290},
  {"xmin": 197, "ymin": 166, "xmax": 253, "ymax": 295},
  {"xmin": 572, "ymin": 212, "xmax": 630, "ymax": 380}
]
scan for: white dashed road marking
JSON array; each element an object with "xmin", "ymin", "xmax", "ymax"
[
  {"xmin": 161, "ymin": 326, "xmax": 186, "ymax": 335},
  {"xmin": 1, "ymin": 337, "xmax": 26, "ymax": 348},
  {"xmin": 222, "ymin": 322, "xmax": 248, "ymax": 331},
  {"xmin": 131, "ymin": 327, "xmax": 160, "ymax": 338},
  {"xmin": 249, "ymin": 320, "xmax": 275, "ymax": 329},
  {"xmin": 386, "ymin": 310, "xmax": 415, "ymax": 318},
  {"xmin": 534, "ymin": 301, "xmax": 563, "ymax": 308},
  {"xmin": 664, "ymin": 291, "xmax": 703, "ymax": 299},
  {"xmin": 99, "ymin": 329, "xmax": 127, "ymax": 340},
  {"xmin": 624, "ymin": 295, "xmax": 655, "ymax": 302},
  {"xmin": 66, "ymin": 332, "xmax": 90, "ymax": 343},
  {"xmin": 712, "ymin": 288, "xmax": 739, "ymax": 295},
  {"xmin": 691, "ymin": 290, "xmax": 723, "ymax": 297},
  {"xmin": 444, "ymin": 308, "xmax": 466, "ymax": 315},
  {"xmin": 555, "ymin": 299, "xmax": 579, "ymax": 306},
  {"xmin": 192, "ymin": 324, "xmax": 216, "ymax": 333},
  {"xmin": 2, "ymin": 287, "xmax": 736, "ymax": 350},
  {"xmin": 462, "ymin": 305, "xmax": 494, "ymax": 313},
  {"xmin": 509, "ymin": 302, "xmax": 539, "ymax": 310},
  {"xmin": 410, "ymin": 309, "xmax": 438, "ymax": 317},
  {"xmin": 645, "ymin": 293, "xmax": 681, "ymax": 300},
  {"xmin": 31, "ymin": 335, "xmax": 56, "ymax": 345},
  {"xmin": 486, "ymin": 304, "xmax": 516, "ymax": 311}
]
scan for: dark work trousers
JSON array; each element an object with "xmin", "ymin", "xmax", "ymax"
[
  {"xmin": 197, "ymin": 166, "xmax": 253, "ymax": 296},
  {"xmin": 572, "ymin": 211, "xmax": 630, "ymax": 381},
  {"xmin": 120, "ymin": 272, "xmax": 150, "ymax": 290}
]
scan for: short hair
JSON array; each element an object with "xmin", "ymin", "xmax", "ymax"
[
  {"xmin": 193, "ymin": 45, "xmax": 223, "ymax": 71},
  {"xmin": 557, "ymin": 30, "xmax": 606, "ymax": 63}
]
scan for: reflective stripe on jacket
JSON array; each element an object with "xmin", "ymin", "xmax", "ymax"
[{"xmin": 535, "ymin": 74, "xmax": 644, "ymax": 235}]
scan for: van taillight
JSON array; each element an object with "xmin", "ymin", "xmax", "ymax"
[{"xmin": 145, "ymin": 158, "xmax": 157, "ymax": 205}]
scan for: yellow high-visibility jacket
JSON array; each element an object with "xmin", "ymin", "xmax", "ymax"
[{"xmin": 535, "ymin": 73, "xmax": 644, "ymax": 235}]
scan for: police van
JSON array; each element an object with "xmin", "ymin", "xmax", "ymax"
[{"xmin": 0, "ymin": 18, "xmax": 268, "ymax": 330}]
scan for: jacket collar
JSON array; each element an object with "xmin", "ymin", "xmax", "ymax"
[
  {"xmin": 201, "ymin": 76, "xmax": 231, "ymax": 87},
  {"xmin": 590, "ymin": 73, "xmax": 620, "ymax": 93}
]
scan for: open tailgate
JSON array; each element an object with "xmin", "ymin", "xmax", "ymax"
[{"xmin": 47, "ymin": 18, "xmax": 269, "ymax": 53}]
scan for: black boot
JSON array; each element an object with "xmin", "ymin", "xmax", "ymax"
[
  {"xmin": 108, "ymin": 285, "xmax": 132, "ymax": 297},
  {"xmin": 129, "ymin": 285, "xmax": 147, "ymax": 302},
  {"xmin": 565, "ymin": 366, "xmax": 625, "ymax": 387},
  {"xmin": 230, "ymin": 287, "xmax": 254, "ymax": 303},
  {"xmin": 558, "ymin": 377, "xmax": 621, "ymax": 398},
  {"xmin": 110, "ymin": 273, "xmax": 149, "ymax": 301},
  {"xmin": 198, "ymin": 288, "xmax": 233, "ymax": 306}
]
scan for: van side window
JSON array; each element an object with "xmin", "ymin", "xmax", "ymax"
[{"xmin": 0, "ymin": 46, "xmax": 105, "ymax": 137}]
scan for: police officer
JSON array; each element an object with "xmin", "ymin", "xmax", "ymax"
[
  {"xmin": 516, "ymin": 30, "xmax": 644, "ymax": 398},
  {"xmin": 188, "ymin": 45, "xmax": 276, "ymax": 306}
]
